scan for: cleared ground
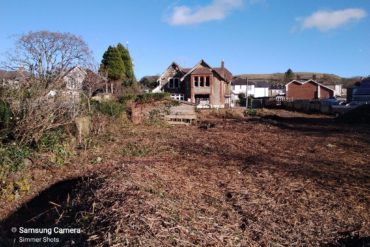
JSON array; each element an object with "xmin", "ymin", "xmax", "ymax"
[{"xmin": 1, "ymin": 109, "xmax": 369, "ymax": 246}]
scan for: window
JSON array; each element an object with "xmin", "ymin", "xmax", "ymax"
[
  {"xmin": 205, "ymin": 76, "xmax": 210, "ymax": 87},
  {"xmin": 200, "ymin": 77, "xmax": 204, "ymax": 87},
  {"xmin": 171, "ymin": 93, "xmax": 184, "ymax": 101},
  {"xmin": 168, "ymin": 78, "xmax": 180, "ymax": 88},
  {"xmin": 194, "ymin": 76, "xmax": 199, "ymax": 87}
]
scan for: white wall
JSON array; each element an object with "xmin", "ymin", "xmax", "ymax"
[
  {"xmin": 232, "ymin": 85, "xmax": 254, "ymax": 97},
  {"xmin": 231, "ymin": 85, "xmax": 270, "ymax": 100},
  {"xmin": 254, "ymin": 87, "xmax": 269, "ymax": 98}
]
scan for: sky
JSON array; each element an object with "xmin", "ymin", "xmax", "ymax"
[{"xmin": 1, "ymin": 0, "xmax": 369, "ymax": 79}]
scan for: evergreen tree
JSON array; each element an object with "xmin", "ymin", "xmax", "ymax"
[
  {"xmin": 117, "ymin": 43, "xmax": 135, "ymax": 83},
  {"xmin": 284, "ymin": 68, "xmax": 295, "ymax": 83},
  {"xmin": 99, "ymin": 43, "xmax": 135, "ymax": 85},
  {"xmin": 100, "ymin": 46, "xmax": 125, "ymax": 81}
]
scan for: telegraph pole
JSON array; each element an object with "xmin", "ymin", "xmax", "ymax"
[{"xmin": 246, "ymin": 77, "xmax": 249, "ymax": 109}]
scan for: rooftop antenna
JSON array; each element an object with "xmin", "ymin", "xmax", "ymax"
[{"xmin": 126, "ymin": 41, "xmax": 129, "ymax": 50}]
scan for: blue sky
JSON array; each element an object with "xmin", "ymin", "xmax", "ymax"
[{"xmin": 1, "ymin": 0, "xmax": 369, "ymax": 79}]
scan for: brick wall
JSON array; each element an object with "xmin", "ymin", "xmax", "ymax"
[
  {"xmin": 319, "ymin": 86, "xmax": 334, "ymax": 99},
  {"xmin": 287, "ymin": 81, "xmax": 333, "ymax": 100},
  {"xmin": 287, "ymin": 81, "xmax": 317, "ymax": 100}
]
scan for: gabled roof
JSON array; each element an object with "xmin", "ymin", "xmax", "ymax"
[
  {"xmin": 286, "ymin": 79, "xmax": 335, "ymax": 92},
  {"xmin": 157, "ymin": 62, "xmax": 188, "ymax": 82},
  {"xmin": 180, "ymin": 59, "xmax": 231, "ymax": 82},
  {"xmin": 214, "ymin": 67, "xmax": 233, "ymax": 82},
  {"xmin": 62, "ymin": 65, "xmax": 88, "ymax": 82}
]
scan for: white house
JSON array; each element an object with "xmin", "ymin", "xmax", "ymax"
[
  {"xmin": 253, "ymin": 81, "xmax": 270, "ymax": 98},
  {"xmin": 231, "ymin": 78, "xmax": 270, "ymax": 106}
]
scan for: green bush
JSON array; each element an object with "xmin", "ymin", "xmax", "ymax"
[
  {"xmin": 245, "ymin": 109, "xmax": 257, "ymax": 117},
  {"xmin": 91, "ymin": 100, "xmax": 125, "ymax": 118},
  {"xmin": 38, "ymin": 129, "xmax": 65, "ymax": 150},
  {"xmin": 0, "ymin": 144, "xmax": 32, "ymax": 172},
  {"xmin": 38, "ymin": 129, "xmax": 72, "ymax": 166},
  {"xmin": 118, "ymin": 94, "xmax": 137, "ymax": 104}
]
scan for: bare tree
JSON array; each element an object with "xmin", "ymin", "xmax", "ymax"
[
  {"xmin": 3, "ymin": 31, "xmax": 94, "ymax": 88},
  {"xmin": 0, "ymin": 31, "xmax": 95, "ymax": 144}
]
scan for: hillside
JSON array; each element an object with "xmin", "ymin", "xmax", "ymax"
[{"xmin": 237, "ymin": 72, "xmax": 361, "ymax": 87}]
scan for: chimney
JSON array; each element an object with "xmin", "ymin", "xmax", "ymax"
[{"xmin": 221, "ymin": 59, "xmax": 225, "ymax": 78}]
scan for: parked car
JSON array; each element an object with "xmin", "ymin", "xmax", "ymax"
[
  {"xmin": 332, "ymin": 101, "xmax": 367, "ymax": 116},
  {"xmin": 320, "ymin": 98, "xmax": 342, "ymax": 106}
]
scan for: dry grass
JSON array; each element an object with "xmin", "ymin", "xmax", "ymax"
[{"xmin": 1, "ymin": 109, "xmax": 369, "ymax": 246}]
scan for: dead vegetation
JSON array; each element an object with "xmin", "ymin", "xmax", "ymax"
[{"xmin": 1, "ymin": 109, "xmax": 370, "ymax": 246}]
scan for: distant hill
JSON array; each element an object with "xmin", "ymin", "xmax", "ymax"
[{"xmin": 236, "ymin": 72, "xmax": 362, "ymax": 88}]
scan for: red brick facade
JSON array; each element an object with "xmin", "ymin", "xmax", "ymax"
[{"xmin": 286, "ymin": 80, "xmax": 334, "ymax": 100}]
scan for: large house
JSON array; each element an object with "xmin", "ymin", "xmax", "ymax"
[
  {"xmin": 153, "ymin": 60, "xmax": 232, "ymax": 108},
  {"xmin": 286, "ymin": 79, "xmax": 334, "ymax": 100},
  {"xmin": 46, "ymin": 65, "xmax": 108, "ymax": 101}
]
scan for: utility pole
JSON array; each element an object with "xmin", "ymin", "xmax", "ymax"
[{"xmin": 246, "ymin": 77, "xmax": 249, "ymax": 109}]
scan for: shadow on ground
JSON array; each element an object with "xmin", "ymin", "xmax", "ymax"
[{"xmin": 0, "ymin": 177, "xmax": 96, "ymax": 247}]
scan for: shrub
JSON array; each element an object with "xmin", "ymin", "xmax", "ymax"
[
  {"xmin": 245, "ymin": 109, "xmax": 257, "ymax": 117},
  {"xmin": 38, "ymin": 129, "xmax": 65, "ymax": 150},
  {"xmin": 0, "ymin": 144, "xmax": 32, "ymax": 172},
  {"xmin": 91, "ymin": 100, "xmax": 125, "ymax": 118},
  {"xmin": 38, "ymin": 129, "xmax": 73, "ymax": 166},
  {"xmin": 0, "ymin": 173, "xmax": 31, "ymax": 201},
  {"xmin": 118, "ymin": 94, "xmax": 137, "ymax": 104},
  {"xmin": 121, "ymin": 143, "xmax": 150, "ymax": 157}
]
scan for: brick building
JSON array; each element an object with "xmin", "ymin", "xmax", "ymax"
[
  {"xmin": 153, "ymin": 60, "xmax": 232, "ymax": 108},
  {"xmin": 286, "ymin": 79, "xmax": 334, "ymax": 100}
]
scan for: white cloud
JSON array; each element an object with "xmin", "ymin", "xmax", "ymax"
[
  {"xmin": 166, "ymin": 0, "xmax": 243, "ymax": 26},
  {"xmin": 302, "ymin": 8, "xmax": 367, "ymax": 32}
]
